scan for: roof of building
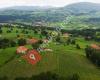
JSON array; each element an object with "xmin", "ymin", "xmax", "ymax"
[
  {"xmin": 16, "ymin": 46, "xmax": 28, "ymax": 54},
  {"xmin": 22, "ymin": 50, "xmax": 41, "ymax": 65},
  {"xmin": 62, "ymin": 33, "xmax": 70, "ymax": 37},
  {"xmin": 27, "ymin": 38, "xmax": 38, "ymax": 44},
  {"xmin": 42, "ymin": 39, "xmax": 49, "ymax": 43},
  {"xmin": 90, "ymin": 44, "xmax": 100, "ymax": 50}
]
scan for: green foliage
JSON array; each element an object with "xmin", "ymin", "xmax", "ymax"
[
  {"xmin": 0, "ymin": 25, "xmax": 100, "ymax": 80},
  {"xmin": 67, "ymin": 73, "xmax": 80, "ymax": 80},
  {"xmin": 85, "ymin": 46, "xmax": 100, "ymax": 66},
  {"xmin": 18, "ymin": 38, "xmax": 26, "ymax": 46}
]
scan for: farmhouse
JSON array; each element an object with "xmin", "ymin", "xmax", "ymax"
[
  {"xmin": 42, "ymin": 39, "xmax": 49, "ymax": 43},
  {"xmin": 62, "ymin": 33, "xmax": 70, "ymax": 38},
  {"xmin": 90, "ymin": 44, "xmax": 100, "ymax": 50},
  {"xmin": 27, "ymin": 38, "xmax": 39, "ymax": 44},
  {"xmin": 16, "ymin": 46, "xmax": 28, "ymax": 54},
  {"xmin": 22, "ymin": 50, "xmax": 41, "ymax": 65}
]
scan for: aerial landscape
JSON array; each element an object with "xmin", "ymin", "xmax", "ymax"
[{"xmin": 0, "ymin": 0, "xmax": 100, "ymax": 80}]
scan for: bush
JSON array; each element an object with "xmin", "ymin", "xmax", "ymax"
[
  {"xmin": 67, "ymin": 73, "xmax": 80, "ymax": 80},
  {"xmin": 76, "ymin": 44, "xmax": 81, "ymax": 49},
  {"xmin": 85, "ymin": 46, "xmax": 100, "ymax": 66},
  {"xmin": 0, "ymin": 76, "xmax": 8, "ymax": 80},
  {"xmin": 18, "ymin": 38, "xmax": 26, "ymax": 46}
]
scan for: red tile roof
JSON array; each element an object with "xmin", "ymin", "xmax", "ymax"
[
  {"xmin": 91, "ymin": 44, "xmax": 100, "ymax": 50},
  {"xmin": 27, "ymin": 38, "xmax": 38, "ymax": 44},
  {"xmin": 16, "ymin": 46, "xmax": 28, "ymax": 54},
  {"xmin": 22, "ymin": 50, "xmax": 41, "ymax": 65}
]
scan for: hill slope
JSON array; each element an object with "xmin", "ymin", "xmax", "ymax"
[
  {"xmin": 0, "ymin": 2, "xmax": 100, "ymax": 26},
  {"xmin": 62, "ymin": 2, "xmax": 100, "ymax": 14}
]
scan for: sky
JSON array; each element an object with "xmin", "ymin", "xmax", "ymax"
[{"xmin": 0, "ymin": 0, "xmax": 100, "ymax": 8}]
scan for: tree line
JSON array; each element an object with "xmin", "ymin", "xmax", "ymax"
[
  {"xmin": 85, "ymin": 46, "xmax": 100, "ymax": 66},
  {"xmin": 0, "ymin": 72, "xmax": 80, "ymax": 80}
]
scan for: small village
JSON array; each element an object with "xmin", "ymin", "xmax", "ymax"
[{"xmin": 0, "ymin": 22, "xmax": 100, "ymax": 80}]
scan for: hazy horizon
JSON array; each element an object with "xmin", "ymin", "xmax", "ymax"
[{"xmin": 0, "ymin": 0, "xmax": 100, "ymax": 8}]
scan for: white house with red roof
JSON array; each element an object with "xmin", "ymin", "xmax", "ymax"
[{"xmin": 16, "ymin": 46, "xmax": 28, "ymax": 54}]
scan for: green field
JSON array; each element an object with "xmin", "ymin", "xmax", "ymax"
[{"xmin": 0, "ymin": 27, "xmax": 100, "ymax": 80}]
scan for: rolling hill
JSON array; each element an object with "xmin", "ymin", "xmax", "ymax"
[{"xmin": 0, "ymin": 2, "xmax": 100, "ymax": 29}]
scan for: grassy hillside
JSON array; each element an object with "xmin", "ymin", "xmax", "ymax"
[
  {"xmin": 0, "ymin": 2, "xmax": 100, "ymax": 29},
  {"xmin": 0, "ymin": 27, "xmax": 100, "ymax": 80}
]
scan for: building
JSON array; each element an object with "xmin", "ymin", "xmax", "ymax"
[
  {"xmin": 16, "ymin": 46, "xmax": 28, "ymax": 54},
  {"xmin": 32, "ymin": 21, "xmax": 46, "ymax": 27},
  {"xmin": 62, "ymin": 33, "xmax": 70, "ymax": 38},
  {"xmin": 90, "ymin": 44, "xmax": 100, "ymax": 50},
  {"xmin": 27, "ymin": 38, "xmax": 39, "ymax": 44},
  {"xmin": 22, "ymin": 50, "xmax": 41, "ymax": 65}
]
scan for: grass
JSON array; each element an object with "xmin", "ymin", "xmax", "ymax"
[
  {"xmin": 1, "ymin": 27, "xmax": 41, "ymax": 39},
  {"xmin": 0, "ymin": 27, "xmax": 100, "ymax": 80},
  {"xmin": 48, "ymin": 42, "xmax": 100, "ymax": 80},
  {"xmin": 0, "ymin": 47, "xmax": 16, "ymax": 65}
]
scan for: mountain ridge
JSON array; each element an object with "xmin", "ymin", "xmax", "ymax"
[
  {"xmin": 0, "ymin": 2, "xmax": 100, "ymax": 11},
  {"xmin": 0, "ymin": 2, "xmax": 100, "ymax": 23}
]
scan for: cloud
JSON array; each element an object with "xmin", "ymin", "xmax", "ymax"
[{"xmin": 0, "ymin": 0, "xmax": 100, "ymax": 8}]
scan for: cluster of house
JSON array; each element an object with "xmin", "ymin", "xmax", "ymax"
[
  {"xmin": 16, "ymin": 38, "xmax": 41, "ymax": 65},
  {"xmin": 16, "ymin": 46, "xmax": 41, "ymax": 65},
  {"xmin": 16, "ymin": 32, "xmax": 70, "ymax": 65},
  {"xmin": 16, "ymin": 38, "xmax": 53, "ymax": 65}
]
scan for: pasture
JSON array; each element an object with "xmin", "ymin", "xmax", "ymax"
[{"xmin": 0, "ymin": 27, "xmax": 100, "ymax": 80}]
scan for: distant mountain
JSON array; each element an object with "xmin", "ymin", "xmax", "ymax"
[
  {"xmin": 1, "ymin": 2, "xmax": 100, "ymax": 14},
  {"xmin": 0, "ymin": 2, "xmax": 100, "ymax": 23},
  {"xmin": 61, "ymin": 2, "xmax": 100, "ymax": 14},
  {"xmin": 0, "ymin": 6, "xmax": 54, "ymax": 11}
]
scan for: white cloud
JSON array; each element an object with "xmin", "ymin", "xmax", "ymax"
[{"xmin": 0, "ymin": 0, "xmax": 100, "ymax": 8}]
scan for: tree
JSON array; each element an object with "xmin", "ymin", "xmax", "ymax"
[
  {"xmin": 32, "ymin": 40, "xmax": 43, "ymax": 49},
  {"xmin": 0, "ymin": 38, "xmax": 10, "ymax": 49},
  {"xmin": 67, "ymin": 73, "xmax": 80, "ymax": 80},
  {"xmin": 39, "ymin": 34, "xmax": 43, "ymax": 39},
  {"xmin": 18, "ymin": 38, "xmax": 26, "ymax": 46},
  {"xmin": 56, "ymin": 36, "xmax": 61, "ymax": 43},
  {"xmin": 85, "ymin": 45, "xmax": 100, "ymax": 66},
  {"xmin": 34, "ymin": 29, "xmax": 38, "ymax": 34},
  {"xmin": 6, "ymin": 30, "xmax": 11, "ymax": 33},
  {"xmin": 15, "ymin": 77, "xmax": 28, "ymax": 80},
  {"xmin": 30, "ymin": 72, "xmax": 61, "ymax": 80},
  {"xmin": 76, "ymin": 44, "xmax": 81, "ymax": 49},
  {"xmin": 0, "ymin": 76, "xmax": 8, "ymax": 80},
  {"xmin": 41, "ymin": 30, "xmax": 48, "ymax": 36},
  {"xmin": 85, "ymin": 46, "xmax": 92, "ymax": 58},
  {"xmin": 10, "ymin": 40, "xmax": 16, "ymax": 47},
  {"xmin": 0, "ymin": 29, "xmax": 2, "ymax": 34},
  {"xmin": 66, "ymin": 38, "xmax": 71, "ymax": 45},
  {"xmin": 71, "ymin": 73, "xmax": 80, "ymax": 80},
  {"xmin": 16, "ymin": 30, "xmax": 19, "ymax": 33},
  {"xmin": 71, "ymin": 39, "xmax": 76, "ymax": 45}
]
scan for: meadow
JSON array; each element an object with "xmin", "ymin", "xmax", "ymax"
[{"xmin": 0, "ymin": 26, "xmax": 100, "ymax": 80}]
